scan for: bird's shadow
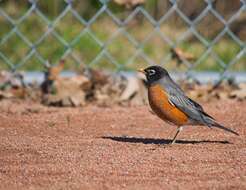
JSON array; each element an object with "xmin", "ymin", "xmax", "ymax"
[{"xmin": 102, "ymin": 136, "xmax": 231, "ymax": 145}]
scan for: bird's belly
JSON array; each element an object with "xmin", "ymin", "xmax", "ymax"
[{"xmin": 148, "ymin": 85, "xmax": 188, "ymax": 126}]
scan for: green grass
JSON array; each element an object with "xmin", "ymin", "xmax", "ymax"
[{"xmin": 0, "ymin": 3, "xmax": 245, "ymax": 72}]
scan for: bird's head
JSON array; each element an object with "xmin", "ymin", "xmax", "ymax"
[{"xmin": 138, "ymin": 66, "xmax": 170, "ymax": 84}]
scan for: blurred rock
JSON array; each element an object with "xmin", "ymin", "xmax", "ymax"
[
  {"xmin": 1, "ymin": 61, "xmax": 245, "ymax": 106},
  {"xmin": 0, "ymin": 71, "xmax": 25, "ymax": 89},
  {"xmin": 42, "ymin": 75, "xmax": 90, "ymax": 107},
  {"xmin": 41, "ymin": 60, "xmax": 65, "ymax": 94},
  {"xmin": 0, "ymin": 71, "xmax": 27, "ymax": 99},
  {"xmin": 230, "ymin": 83, "xmax": 246, "ymax": 101},
  {"xmin": 41, "ymin": 61, "xmax": 149, "ymax": 107},
  {"xmin": 0, "ymin": 90, "xmax": 13, "ymax": 99},
  {"xmin": 120, "ymin": 73, "xmax": 148, "ymax": 105}
]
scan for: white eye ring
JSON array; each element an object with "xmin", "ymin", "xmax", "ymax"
[{"xmin": 148, "ymin": 69, "xmax": 156, "ymax": 75}]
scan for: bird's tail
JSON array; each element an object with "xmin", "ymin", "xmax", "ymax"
[
  {"xmin": 211, "ymin": 121, "xmax": 239, "ymax": 136},
  {"xmin": 202, "ymin": 112, "xmax": 239, "ymax": 136}
]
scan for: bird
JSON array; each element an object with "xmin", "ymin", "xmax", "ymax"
[{"xmin": 138, "ymin": 65, "xmax": 239, "ymax": 144}]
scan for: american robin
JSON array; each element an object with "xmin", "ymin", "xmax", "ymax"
[{"xmin": 138, "ymin": 66, "xmax": 239, "ymax": 144}]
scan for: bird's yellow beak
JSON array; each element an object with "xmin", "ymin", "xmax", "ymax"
[{"xmin": 137, "ymin": 68, "xmax": 146, "ymax": 74}]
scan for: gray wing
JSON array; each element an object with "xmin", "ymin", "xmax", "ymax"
[{"xmin": 165, "ymin": 83, "xmax": 209, "ymax": 124}]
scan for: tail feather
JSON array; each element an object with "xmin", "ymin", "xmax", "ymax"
[
  {"xmin": 201, "ymin": 112, "xmax": 239, "ymax": 136},
  {"xmin": 211, "ymin": 121, "xmax": 239, "ymax": 136}
]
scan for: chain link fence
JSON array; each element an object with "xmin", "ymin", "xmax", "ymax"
[{"xmin": 0, "ymin": 0, "xmax": 245, "ymax": 81}]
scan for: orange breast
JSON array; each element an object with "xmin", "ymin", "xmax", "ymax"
[{"xmin": 148, "ymin": 84, "xmax": 188, "ymax": 126}]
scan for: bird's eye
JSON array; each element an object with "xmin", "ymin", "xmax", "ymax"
[{"xmin": 148, "ymin": 69, "xmax": 156, "ymax": 75}]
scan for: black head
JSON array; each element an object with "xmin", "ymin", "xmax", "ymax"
[{"xmin": 139, "ymin": 66, "xmax": 170, "ymax": 84}]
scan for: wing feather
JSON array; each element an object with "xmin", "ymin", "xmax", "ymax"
[
  {"xmin": 158, "ymin": 78, "xmax": 211, "ymax": 124},
  {"xmin": 167, "ymin": 88, "xmax": 205, "ymax": 123}
]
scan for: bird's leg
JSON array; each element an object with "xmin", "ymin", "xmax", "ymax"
[{"xmin": 171, "ymin": 126, "xmax": 183, "ymax": 144}]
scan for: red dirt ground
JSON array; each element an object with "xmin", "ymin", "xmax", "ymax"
[{"xmin": 0, "ymin": 99, "xmax": 245, "ymax": 190}]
